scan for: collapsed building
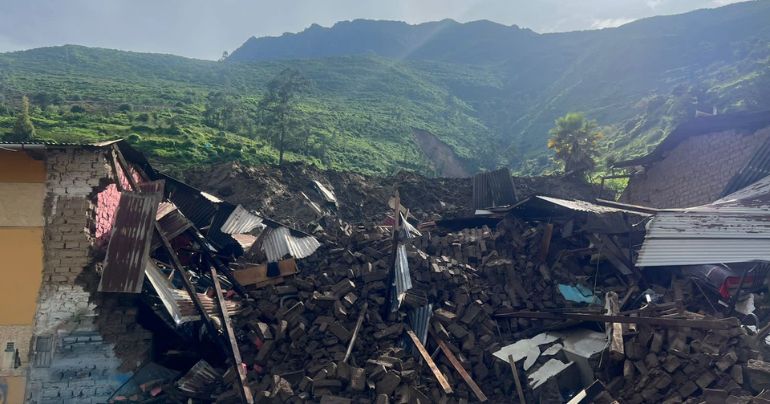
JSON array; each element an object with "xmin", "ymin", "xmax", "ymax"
[
  {"xmin": 2, "ymin": 113, "xmax": 770, "ymax": 404},
  {"xmin": 615, "ymin": 110, "xmax": 770, "ymax": 208}
]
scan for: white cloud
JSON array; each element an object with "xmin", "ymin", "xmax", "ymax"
[
  {"xmin": 711, "ymin": 0, "xmax": 746, "ymax": 5},
  {"xmin": 590, "ymin": 17, "xmax": 636, "ymax": 29}
]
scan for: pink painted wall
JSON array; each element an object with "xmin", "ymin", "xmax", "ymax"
[{"xmin": 94, "ymin": 167, "xmax": 144, "ymax": 246}]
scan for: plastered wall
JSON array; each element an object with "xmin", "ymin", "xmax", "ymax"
[{"xmin": 0, "ymin": 150, "xmax": 45, "ymax": 404}]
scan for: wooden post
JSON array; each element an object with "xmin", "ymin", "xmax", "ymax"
[
  {"xmin": 208, "ymin": 262, "xmax": 253, "ymax": 404},
  {"xmin": 343, "ymin": 302, "xmax": 368, "ymax": 363},
  {"xmin": 538, "ymin": 223, "xmax": 554, "ymax": 263},
  {"xmin": 605, "ymin": 291, "xmax": 624, "ymax": 361},
  {"xmin": 436, "ymin": 339, "xmax": 487, "ymax": 402},
  {"xmin": 406, "ymin": 329, "xmax": 453, "ymax": 394},
  {"xmin": 508, "ymin": 354, "xmax": 526, "ymax": 404}
]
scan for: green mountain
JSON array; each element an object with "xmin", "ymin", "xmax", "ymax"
[{"xmin": 1, "ymin": 1, "xmax": 769, "ymax": 176}]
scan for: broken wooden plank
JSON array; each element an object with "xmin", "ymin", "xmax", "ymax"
[
  {"xmin": 343, "ymin": 302, "xmax": 369, "ymax": 364},
  {"xmin": 605, "ymin": 291, "xmax": 624, "ymax": 361},
  {"xmin": 208, "ymin": 263, "xmax": 253, "ymax": 404},
  {"xmin": 436, "ymin": 339, "xmax": 487, "ymax": 402},
  {"xmin": 507, "ymin": 354, "xmax": 526, "ymax": 404},
  {"xmin": 537, "ymin": 223, "xmax": 554, "ymax": 263},
  {"xmin": 494, "ymin": 310, "xmax": 739, "ymax": 330},
  {"xmin": 405, "ymin": 329, "xmax": 452, "ymax": 395}
]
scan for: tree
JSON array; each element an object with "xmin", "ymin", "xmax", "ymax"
[
  {"xmin": 258, "ymin": 68, "xmax": 309, "ymax": 165},
  {"xmin": 11, "ymin": 96, "xmax": 36, "ymax": 141},
  {"xmin": 547, "ymin": 112, "xmax": 602, "ymax": 178}
]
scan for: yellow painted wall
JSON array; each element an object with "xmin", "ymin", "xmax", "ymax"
[
  {"xmin": 0, "ymin": 375, "xmax": 26, "ymax": 404},
  {"xmin": 0, "ymin": 228, "xmax": 43, "ymax": 325},
  {"xmin": 0, "ymin": 150, "xmax": 45, "ymax": 402},
  {"xmin": 0, "ymin": 184, "xmax": 45, "ymax": 227},
  {"xmin": 0, "ymin": 151, "xmax": 45, "ymax": 183}
]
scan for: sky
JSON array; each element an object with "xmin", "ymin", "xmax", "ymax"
[{"xmin": 0, "ymin": 0, "xmax": 749, "ymax": 60}]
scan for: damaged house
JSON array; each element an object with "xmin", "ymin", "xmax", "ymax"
[
  {"xmin": 615, "ymin": 110, "xmax": 770, "ymax": 208},
  {"xmin": 3, "ymin": 126, "xmax": 770, "ymax": 403}
]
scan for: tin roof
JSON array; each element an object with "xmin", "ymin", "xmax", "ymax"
[
  {"xmin": 261, "ymin": 226, "xmax": 321, "ymax": 262},
  {"xmin": 637, "ymin": 174, "xmax": 770, "ymax": 266},
  {"xmin": 472, "ymin": 167, "xmax": 517, "ymax": 210},
  {"xmin": 219, "ymin": 204, "xmax": 264, "ymax": 234},
  {"xmin": 99, "ymin": 190, "xmax": 162, "ymax": 293}
]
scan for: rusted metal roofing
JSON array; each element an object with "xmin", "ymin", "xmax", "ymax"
[
  {"xmin": 154, "ymin": 204, "xmax": 192, "ymax": 246},
  {"xmin": 262, "ymin": 226, "xmax": 321, "ymax": 262},
  {"xmin": 220, "ymin": 204, "xmax": 264, "ymax": 234},
  {"xmin": 161, "ymin": 173, "xmax": 219, "ymax": 229},
  {"xmin": 100, "ymin": 191, "xmax": 162, "ymax": 293},
  {"xmin": 472, "ymin": 167, "xmax": 517, "ymax": 210},
  {"xmin": 637, "ymin": 174, "xmax": 770, "ymax": 267}
]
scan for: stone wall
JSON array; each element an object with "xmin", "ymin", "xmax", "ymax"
[
  {"xmin": 25, "ymin": 148, "xmax": 152, "ymax": 404},
  {"xmin": 621, "ymin": 127, "xmax": 770, "ymax": 208}
]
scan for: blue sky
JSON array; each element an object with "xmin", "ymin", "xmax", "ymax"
[{"xmin": 0, "ymin": 0, "xmax": 748, "ymax": 60}]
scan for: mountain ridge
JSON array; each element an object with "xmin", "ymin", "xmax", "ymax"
[{"xmin": 1, "ymin": 1, "xmax": 769, "ymax": 176}]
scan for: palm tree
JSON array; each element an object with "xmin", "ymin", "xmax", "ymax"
[{"xmin": 547, "ymin": 112, "xmax": 602, "ymax": 178}]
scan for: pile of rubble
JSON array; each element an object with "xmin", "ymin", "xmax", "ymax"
[{"xmin": 94, "ymin": 148, "xmax": 770, "ymax": 404}]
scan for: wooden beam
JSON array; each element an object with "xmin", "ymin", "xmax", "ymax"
[
  {"xmin": 605, "ymin": 292, "xmax": 624, "ymax": 361},
  {"xmin": 436, "ymin": 339, "xmax": 487, "ymax": 402},
  {"xmin": 538, "ymin": 223, "xmax": 554, "ymax": 263},
  {"xmin": 384, "ymin": 191, "xmax": 401, "ymax": 317},
  {"xmin": 507, "ymin": 355, "xmax": 526, "ymax": 404},
  {"xmin": 406, "ymin": 329, "xmax": 453, "ymax": 395},
  {"xmin": 208, "ymin": 262, "xmax": 253, "ymax": 404},
  {"xmin": 494, "ymin": 310, "xmax": 739, "ymax": 330},
  {"xmin": 343, "ymin": 302, "xmax": 368, "ymax": 364}
]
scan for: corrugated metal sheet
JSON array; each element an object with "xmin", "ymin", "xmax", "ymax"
[
  {"xmin": 154, "ymin": 204, "xmax": 193, "ymax": 247},
  {"xmin": 220, "ymin": 204, "xmax": 264, "ymax": 234},
  {"xmin": 145, "ymin": 261, "xmax": 241, "ymax": 324},
  {"xmin": 637, "ymin": 238, "xmax": 770, "ymax": 266},
  {"xmin": 472, "ymin": 168, "xmax": 517, "ymax": 210},
  {"xmin": 206, "ymin": 204, "xmax": 241, "ymax": 253},
  {"xmin": 409, "ymin": 304, "xmax": 433, "ymax": 345},
  {"xmin": 637, "ymin": 177, "xmax": 770, "ymax": 267},
  {"xmin": 262, "ymin": 226, "xmax": 321, "ymax": 262},
  {"xmin": 161, "ymin": 174, "xmax": 219, "ymax": 229},
  {"xmin": 177, "ymin": 360, "xmax": 221, "ymax": 395},
  {"xmin": 145, "ymin": 261, "xmax": 196, "ymax": 324},
  {"xmin": 100, "ymin": 191, "xmax": 162, "ymax": 293},
  {"xmin": 391, "ymin": 243, "xmax": 413, "ymax": 312},
  {"xmin": 536, "ymin": 196, "xmax": 643, "ymax": 215}
]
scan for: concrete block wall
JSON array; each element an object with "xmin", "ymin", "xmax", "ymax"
[
  {"xmin": 25, "ymin": 149, "xmax": 153, "ymax": 404},
  {"xmin": 621, "ymin": 127, "xmax": 770, "ymax": 208}
]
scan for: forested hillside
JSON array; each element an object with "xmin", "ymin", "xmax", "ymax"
[{"xmin": 1, "ymin": 1, "xmax": 769, "ymax": 175}]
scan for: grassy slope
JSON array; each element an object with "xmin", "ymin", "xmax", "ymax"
[
  {"xmin": 0, "ymin": 46, "xmax": 494, "ymax": 175},
  {"xmin": 1, "ymin": 3, "xmax": 769, "ymax": 176}
]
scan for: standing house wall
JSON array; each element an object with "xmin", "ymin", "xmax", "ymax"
[
  {"xmin": 0, "ymin": 150, "xmax": 45, "ymax": 404},
  {"xmin": 23, "ymin": 148, "xmax": 152, "ymax": 404},
  {"xmin": 621, "ymin": 127, "xmax": 770, "ymax": 208}
]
